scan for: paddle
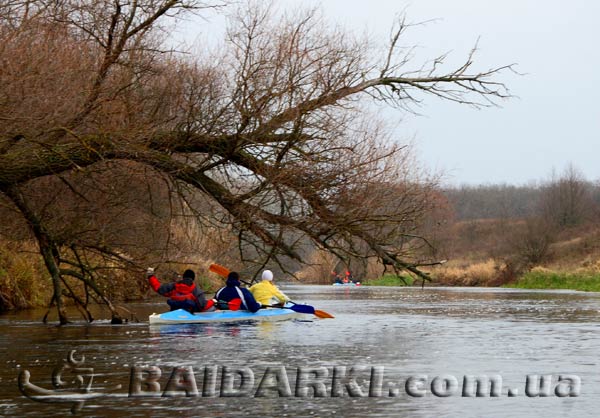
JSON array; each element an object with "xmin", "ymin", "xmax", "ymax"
[
  {"xmin": 262, "ymin": 303, "xmax": 315, "ymax": 315},
  {"xmin": 208, "ymin": 263, "xmax": 334, "ymax": 319}
]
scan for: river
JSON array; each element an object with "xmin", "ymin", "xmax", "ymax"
[{"xmin": 1, "ymin": 285, "xmax": 600, "ymax": 417}]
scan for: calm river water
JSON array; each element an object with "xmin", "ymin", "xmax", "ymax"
[{"xmin": 2, "ymin": 285, "xmax": 600, "ymax": 417}]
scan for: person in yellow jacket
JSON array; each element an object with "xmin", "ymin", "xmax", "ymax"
[{"xmin": 250, "ymin": 270, "xmax": 290, "ymax": 306}]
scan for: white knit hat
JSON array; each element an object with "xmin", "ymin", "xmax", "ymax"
[{"xmin": 262, "ymin": 270, "xmax": 274, "ymax": 281}]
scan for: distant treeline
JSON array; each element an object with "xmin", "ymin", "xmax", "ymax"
[
  {"xmin": 443, "ymin": 177, "xmax": 600, "ymax": 221},
  {"xmin": 443, "ymin": 184, "xmax": 543, "ymax": 220}
]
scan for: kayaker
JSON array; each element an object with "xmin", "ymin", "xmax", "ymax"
[
  {"xmin": 249, "ymin": 270, "xmax": 290, "ymax": 306},
  {"xmin": 213, "ymin": 271, "xmax": 261, "ymax": 313},
  {"xmin": 147, "ymin": 268, "xmax": 208, "ymax": 313}
]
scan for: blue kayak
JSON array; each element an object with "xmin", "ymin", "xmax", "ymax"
[
  {"xmin": 149, "ymin": 306, "xmax": 302, "ymax": 324},
  {"xmin": 332, "ymin": 282, "xmax": 361, "ymax": 286}
]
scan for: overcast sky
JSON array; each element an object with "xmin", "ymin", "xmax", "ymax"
[{"xmin": 180, "ymin": 0, "xmax": 600, "ymax": 185}]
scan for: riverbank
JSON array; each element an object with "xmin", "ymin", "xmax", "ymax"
[
  {"xmin": 506, "ymin": 269, "xmax": 600, "ymax": 292},
  {"xmin": 426, "ymin": 260, "xmax": 600, "ymax": 292},
  {"xmin": 361, "ymin": 261, "xmax": 600, "ymax": 292},
  {"xmin": 424, "ymin": 221, "xmax": 600, "ymax": 292}
]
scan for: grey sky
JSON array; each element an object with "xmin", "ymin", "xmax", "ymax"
[{"xmin": 180, "ymin": 0, "xmax": 600, "ymax": 185}]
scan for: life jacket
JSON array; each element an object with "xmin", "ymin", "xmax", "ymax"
[{"xmin": 167, "ymin": 282, "xmax": 197, "ymax": 301}]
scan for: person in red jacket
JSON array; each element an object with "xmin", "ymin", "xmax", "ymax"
[{"xmin": 147, "ymin": 268, "xmax": 207, "ymax": 313}]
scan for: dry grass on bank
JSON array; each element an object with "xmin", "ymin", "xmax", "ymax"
[
  {"xmin": 432, "ymin": 259, "xmax": 506, "ymax": 286},
  {"xmin": 0, "ymin": 241, "xmax": 51, "ymax": 310}
]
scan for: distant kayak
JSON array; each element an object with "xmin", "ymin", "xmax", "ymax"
[
  {"xmin": 332, "ymin": 282, "xmax": 361, "ymax": 286},
  {"xmin": 149, "ymin": 306, "xmax": 302, "ymax": 325}
]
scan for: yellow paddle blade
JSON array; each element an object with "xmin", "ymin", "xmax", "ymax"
[{"xmin": 209, "ymin": 263, "xmax": 230, "ymax": 278}]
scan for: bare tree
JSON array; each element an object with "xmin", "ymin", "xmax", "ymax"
[
  {"xmin": 0, "ymin": 1, "xmax": 513, "ymax": 323},
  {"xmin": 540, "ymin": 164, "xmax": 593, "ymax": 228}
]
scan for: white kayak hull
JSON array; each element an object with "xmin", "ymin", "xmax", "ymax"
[{"xmin": 149, "ymin": 307, "xmax": 302, "ymax": 325}]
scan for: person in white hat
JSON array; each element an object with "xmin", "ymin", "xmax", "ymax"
[{"xmin": 249, "ymin": 269, "xmax": 290, "ymax": 306}]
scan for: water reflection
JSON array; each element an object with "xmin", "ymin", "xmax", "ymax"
[{"xmin": 2, "ymin": 286, "xmax": 600, "ymax": 417}]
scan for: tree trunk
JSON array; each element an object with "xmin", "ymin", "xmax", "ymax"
[{"xmin": 2, "ymin": 186, "xmax": 69, "ymax": 324}]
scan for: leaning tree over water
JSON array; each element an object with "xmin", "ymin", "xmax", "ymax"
[{"xmin": 0, "ymin": 0, "xmax": 512, "ymax": 323}]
